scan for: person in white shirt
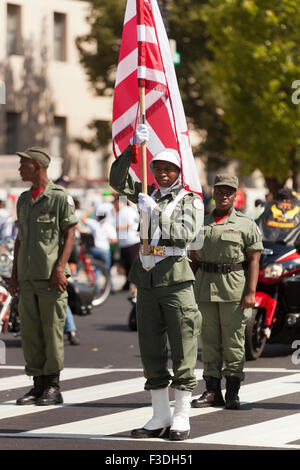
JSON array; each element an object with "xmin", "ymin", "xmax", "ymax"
[
  {"xmin": 81, "ymin": 203, "xmax": 117, "ymax": 269},
  {"xmin": 0, "ymin": 199, "xmax": 13, "ymax": 239},
  {"xmin": 112, "ymin": 196, "xmax": 140, "ymax": 289}
]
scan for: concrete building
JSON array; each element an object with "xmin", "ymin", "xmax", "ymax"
[{"xmin": 0, "ymin": 0, "xmax": 112, "ymax": 190}]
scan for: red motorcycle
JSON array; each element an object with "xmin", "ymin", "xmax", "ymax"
[{"xmin": 245, "ymin": 240, "xmax": 300, "ymax": 360}]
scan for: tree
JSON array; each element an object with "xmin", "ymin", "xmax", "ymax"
[
  {"xmin": 203, "ymin": 0, "xmax": 300, "ymax": 194},
  {"xmin": 76, "ymin": 0, "xmax": 227, "ymax": 168},
  {"xmin": 168, "ymin": 0, "xmax": 228, "ymax": 164}
]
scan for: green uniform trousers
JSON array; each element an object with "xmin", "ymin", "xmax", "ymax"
[
  {"xmin": 136, "ymin": 281, "xmax": 202, "ymax": 391},
  {"xmin": 198, "ymin": 301, "xmax": 252, "ymax": 381},
  {"xmin": 18, "ymin": 280, "xmax": 67, "ymax": 377}
]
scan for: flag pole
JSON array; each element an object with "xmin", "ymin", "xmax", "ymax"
[
  {"xmin": 139, "ymin": 84, "xmax": 149, "ymax": 254},
  {"xmin": 139, "ymin": 86, "xmax": 147, "ymax": 194}
]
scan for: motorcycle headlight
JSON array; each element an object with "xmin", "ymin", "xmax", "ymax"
[
  {"xmin": 0, "ymin": 253, "xmax": 13, "ymax": 277},
  {"xmin": 264, "ymin": 263, "xmax": 284, "ymax": 278}
]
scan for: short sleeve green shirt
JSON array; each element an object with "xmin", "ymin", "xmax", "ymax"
[
  {"xmin": 194, "ymin": 208, "xmax": 263, "ymax": 302},
  {"xmin": 15, "ymin": 181, "xmax": 78, "ymax": 280}
]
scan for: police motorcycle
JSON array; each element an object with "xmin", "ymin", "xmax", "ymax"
[
  {"xmin": 245, "ymin": 194, "xmax": 300, "ymax": 360},
  {"xmin": 0, "ymin": 237, "xmax": 19, "ymax": 334}
]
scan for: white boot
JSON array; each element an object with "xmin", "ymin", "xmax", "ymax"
[
  {"xmin": 170, "ymin": 389, "xmax": 192, "ymax": 441},
  {"xmin": 131, "ymin": 387, "xmax": 171, "ymax": 439},
  {"xmin": 144, "ymin": 387, "xmax": 171, "ymax": 429}
]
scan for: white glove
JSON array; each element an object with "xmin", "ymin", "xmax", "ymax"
[
  {"xmin": 130, "ymin": 124, "xmax": 150, "ymax": 146},
  {"xmin": 138, "ymin": 193, "xmax": 158, "ymax": 213}
]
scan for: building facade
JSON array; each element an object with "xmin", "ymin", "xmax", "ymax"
[{"xmin": 0, "ymin": 0, "xmax": 112, "ymax": 188}]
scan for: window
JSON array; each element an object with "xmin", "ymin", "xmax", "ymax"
[
  {"xmin": 7, "ymin": 4, "xmax": 22, "ymax": 55},
  {"xmin": 6, "ymin": 112, "xmax": 20, "ymax": 154},
  {"xmin": 53, "ymin": 13, "xmax": 67, "ymax": 61},
  {"xmin": 51, "ymin": 117, "xmax": 67, "ymax": 158}
]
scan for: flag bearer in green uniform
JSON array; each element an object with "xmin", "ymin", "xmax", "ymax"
[
  {"xmin": 9, "ymin": 148, "xmax": 78, "ymax": 406},
  {"xmin": 109, "ymin": 125, "xmax": 203, "ymax": 441},
  {"xmin": 190, "ymin": 174, "xmax": 263, "ymax": 410}
]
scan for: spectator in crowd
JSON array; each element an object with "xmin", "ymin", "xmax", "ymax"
[
  {"xmin": 0, "ymin": 199, "xmax": 14, "ymax": 239},
  {"xmin": 54, "ymin": 178, "xmax": 80, "ymax": 346},
  {"xmin": 81, "ymin": 203, "xmax": 117, "ymax": 269},
  {"xmin": 112, "ymin": 195, "xmax": 140, "ymax": 290},
  {"xmin": 250, "ymin": 199, "xmax": 265, "ymax": 220},
  {"xmin": 234, "ymin": 182, "xmax": 247, "ymax": 212}
]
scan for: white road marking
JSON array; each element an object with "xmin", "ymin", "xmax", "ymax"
[
  {"xmin": 0, "ymin": 372, "xmax": 299, "ymax": 449},
  {"xmin": 189, "ymin": 412, "xmax": 300, "ymax": 449}
]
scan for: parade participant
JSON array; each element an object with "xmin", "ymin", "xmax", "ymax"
[
  {"xmin": 9, "ymin": 147, "xmax": 77, "ymax": 406},
  {"xmin": 190, "ymin": 174, "xmax": 263, "ymax": 410},
  {"xmin": 109, "ymin": 124, "xmax": 203, "ymax": 441}
]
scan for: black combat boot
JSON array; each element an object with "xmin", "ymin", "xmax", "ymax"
[
  {"xmin": 36, "ymin": 373, "xmax": 63, "ymax": 406},
  {"xmin": 225, "ymin": 376, "xmax": 241, "ymax": 410},
  {"xmin": 191, "ymin": 377, "xmax": 225, "ymax": 408},
  {"xmin": 16, "ymin": 376, "xmax": 44, "ymax": 405}
]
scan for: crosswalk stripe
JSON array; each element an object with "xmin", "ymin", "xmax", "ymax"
[
  {"xmin": 189, "ymin": 412, "xmax": 300, "ymax": 449},
  {"xmin": 0, "ymin": 368, "xmax": 120, "ymax": 392},
  {"xmin": 0, "ymin": 375, "xmax": 147, "ymax": 420},
  {"xmin": 0, "ymin": 372, "xmax": 299, "ymax": 445},
  {"xmin": 0, "ymin": 369, "xmax": 204, "ymax": 420},
  {"xmin": 0, "ymin": 367, "xmax": 151, "ymax": 393}
]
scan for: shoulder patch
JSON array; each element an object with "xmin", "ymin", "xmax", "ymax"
[
  {"xmin": 192, "ymin": 198, "xmax": 203, "ymax": 210},
  {"xmin": 67, "ymin": 195, "xmax": 75, "ymax": 206}
]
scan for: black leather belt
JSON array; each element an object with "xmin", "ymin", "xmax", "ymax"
[{"xmin": 198, "ymin": 261, "xmax": 247, "ymax": 274}]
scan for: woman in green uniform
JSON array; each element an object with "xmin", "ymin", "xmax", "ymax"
[
  {"xmin": 110, "ymin": 124, "xmax": 203, "ymax": 441},
  {"xmin": 190, "ymin": 174, "xmax": 263, "ymax": 410}
]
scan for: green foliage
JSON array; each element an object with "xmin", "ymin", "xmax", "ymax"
[
  {"xmin": 203, "ymin": 0, "xmax": 300, "ymax": 188},
  {"xmin": 169, "ymin": 0, "xmax": 228, "ymax": 161},
  {"xmin": 76, "ymin": 0, "xmax": 125, "ymax": 96}
]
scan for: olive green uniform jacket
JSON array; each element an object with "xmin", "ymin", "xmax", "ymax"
[
  {"xmin": 109, "ymin": 146, "xmax": 204, "ymax": 288},
  {"xmin": 109, "ymin": 147, "xmax": 203, "ymax": 391},
  {"xmin": 193, "ymin": 208, "xmax": 263, "ymax": 380}
]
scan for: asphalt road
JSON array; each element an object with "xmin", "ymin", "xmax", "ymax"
[{"xmin": 0, "ymin": 289, "xmax": 300, "ymax": 459}]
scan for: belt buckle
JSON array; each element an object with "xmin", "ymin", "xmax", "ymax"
[
  {"xmin": 222, "ymin": 264, "xmax": 232, "ymax": 274},
  {"xmin": 152, "ymin": 246, "xmax": 165, "ymax": 256},
  {"xmin": 216, "ymin": 264, "xmax": 223, "ymax": 274}
]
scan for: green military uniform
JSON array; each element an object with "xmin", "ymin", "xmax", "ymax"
[
  {"xmin": 16, "ymin": 181, "xmax": 78, "ymax": 377},
  {"xmin": 110, "ymin": 146, "xmax": 203, "ymax": 391},
  {"xmin": 194, "ymin": 207, "xmax": 263, "ymax": 380}
]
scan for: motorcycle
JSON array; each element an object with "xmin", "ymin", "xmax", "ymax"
[
  {"xmin": 67, "ymin": 234, "xmax": 112, "ymax": 315},
  {"xmin": 245, "ymin": 196, "xmax": 300, "ymax": 360},
  {"xmin": 0, "ymin": 233, "xmax": 112, "ymax": 337},
  {"xmin": 0, "ymin": 237, "xmax": 19, "ymax": 334}
]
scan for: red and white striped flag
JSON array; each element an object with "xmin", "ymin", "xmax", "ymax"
[{"xmin": 112, "ymin": 0, "xmax": 202, "ymax": 196}]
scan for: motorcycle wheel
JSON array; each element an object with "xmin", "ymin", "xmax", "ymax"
[
  {"xmin": 90, "ymin": 258, "xmax": 112, "ymax": 307},
  {"xmin": 245, "ymin": 308, "xmax": 267, "ymax": 360}
]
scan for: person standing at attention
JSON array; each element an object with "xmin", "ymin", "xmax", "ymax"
[
  {"xmin": 9, "ymin": 148, "xmax": 78, "ymax": 406},
  {"xmin": 110, "ymin": 124, "xmax": 203, "ymax": 441},
  {"xmin": 190, "ymin": 174, "xmax": 262, "ymax": 410}
]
